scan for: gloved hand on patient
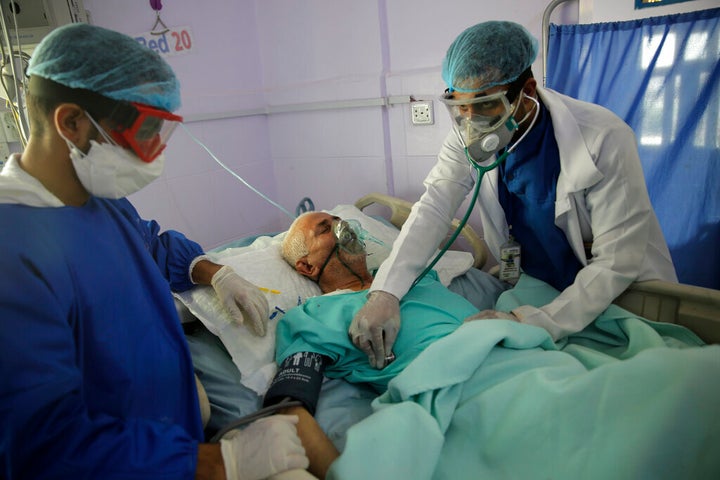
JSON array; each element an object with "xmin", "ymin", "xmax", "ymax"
[
  {"xmin": 211, "ymin": 265, "xmax": 269, "ymax": 336},
  {"xmin": 464, "ymin": 309, "xmax": 520, "ymax": 322},
  {"xmin": 349, "ymin": 290, "xmax": 400, "ymax": 369},
  {"xmin": 220, "ymin": 414, "xmax": 309, "ymax": 480}
]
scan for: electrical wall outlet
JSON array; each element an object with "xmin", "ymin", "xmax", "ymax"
[{"xmin": 411, "ymin": 101, "xmax": 434, "ymax": 125}]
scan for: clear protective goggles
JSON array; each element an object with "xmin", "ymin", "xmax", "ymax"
[
  {"xmin": 439, "ymin": 90, "xmax": 515, "ymax": 134},
  {"xmin": 108, "ymin": 103, "xmax": 183, "ymax": 163}
]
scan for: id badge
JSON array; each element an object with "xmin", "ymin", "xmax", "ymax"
[{"xmin": 499, "ymin": 236, "xmax": 521, "ymax": 284}]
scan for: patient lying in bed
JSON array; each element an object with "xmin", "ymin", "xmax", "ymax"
[
  {"xmin": 260, "ymin": 211, "xmax": 479, "ymax": 476},
  {"xmin": 262, "ymin": 211, "xmax": 720, "ymax": 480},
  {"xmin": 176, "ymin": 204, "xmax": 506, "ymax": 439}
]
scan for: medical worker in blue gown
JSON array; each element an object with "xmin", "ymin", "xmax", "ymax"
[
  {"xmin": 0, "ymin": 24, "xmax": 308, "ymax": 479},
  {"xmin": 350, "ymin": 21, "xmax": 678, "ymax": 368}
]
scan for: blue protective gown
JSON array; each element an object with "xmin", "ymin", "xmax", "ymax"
[{"xmin": 0, "ymin": 197, "xmax": 205, "ymax": 479}]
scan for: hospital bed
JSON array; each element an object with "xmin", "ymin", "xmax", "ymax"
[{"xmin": 175, "ymin": 193, "xmax": 720, "ymax": 479}]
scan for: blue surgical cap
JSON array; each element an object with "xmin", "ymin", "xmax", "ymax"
[
  {"xmin": 442, "ymin": 21, "xmax": 538, "ymax": 93},
  {"xmin": 27, "ymin": 23, "xmax": 181, "ymax": 112}
]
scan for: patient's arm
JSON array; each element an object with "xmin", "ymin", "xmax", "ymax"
[
  {"xmin": 277, "ymin": 406, "xmax": 339, "ymax": 479},
  {"xmin": 263, "ymin": 352, "xmax": 339, "ymax": 478}
]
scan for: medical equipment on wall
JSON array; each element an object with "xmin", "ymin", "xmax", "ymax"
[
  {"xmin": 411, "ymin": 93, "xmax": 540, "ymax": 288},
  {"xmin": 0, "ymin": 45, "xmax": 30, "ymax": 148},
  {"xmin": 0, "ymin": 0, "xmax": 88, "ymax": 147}
]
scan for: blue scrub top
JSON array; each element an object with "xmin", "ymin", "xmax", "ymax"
[
  {"xmin": 0, "ymin": 197, "xmax": 205, "ymax": 479},
  {"xmin": 498, "ymin": 101, "xmax": 583, "ymax": 291}
]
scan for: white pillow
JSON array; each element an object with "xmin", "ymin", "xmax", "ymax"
[
  {"xmin": 174, "ymin": 204, "xmax": 474, "ymax": 394},
  {"xmin": 174, "ymin": 236, "xmax": 321, "ymax": 394}
]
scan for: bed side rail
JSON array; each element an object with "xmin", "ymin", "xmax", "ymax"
[
  {"xmin": 614, "ymin": 280, "xmax": 720, "ymax": 344},
  {"xmin": 355, "ymin": 192, "xmax": 487, "ymax": 269}
]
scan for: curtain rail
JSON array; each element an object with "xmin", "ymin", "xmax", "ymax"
[{"xmin": 542, "ymin": 0, "xmax": 577, "ymax": 86}]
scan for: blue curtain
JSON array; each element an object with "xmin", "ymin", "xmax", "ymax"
[{"xmin": 547, "ymin": 7, "xmax": 720, "ymax": 289}]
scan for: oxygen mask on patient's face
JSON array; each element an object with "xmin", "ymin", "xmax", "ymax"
[
  {"xmin": 332, "ymin": 219, "xmax": 367, "ymax": 255},
  {"xmin": 315, "ymin": 219, "xmax": 375, "ymax": 288},
  {"xmin": 333, "ymin": 219, "xmax": 387, "ymax": 255}
]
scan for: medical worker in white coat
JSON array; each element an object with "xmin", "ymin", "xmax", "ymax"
[{"xmin": 349, "ymin": 21, "xmax": 677, "ymax": 368}]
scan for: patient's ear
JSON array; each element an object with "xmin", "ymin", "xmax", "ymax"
[{"xmin": 295, "ymin": 257, "xmax": 317, "ymax": 279}]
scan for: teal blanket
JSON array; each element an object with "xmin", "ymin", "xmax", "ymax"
[{"xmin": 328, "ymin": 275, "xmax": 720, "ymax": 479}]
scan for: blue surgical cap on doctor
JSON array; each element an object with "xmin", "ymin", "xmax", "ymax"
[
  {"xmin": 27, "ymin": 23, "xmax": 181, "ymax": 112},
  {"xmin": 442, "ymin": 21, "xmax": 538, "ymax": 93}
]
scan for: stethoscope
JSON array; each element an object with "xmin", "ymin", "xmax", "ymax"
[{"xmin": 411, "ymin": 95, "xmax": 540, "ymax": 288}]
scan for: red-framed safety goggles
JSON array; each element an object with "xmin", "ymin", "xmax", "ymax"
[{"xmin": 109, "ymin": 103, "xmax": 183, "ymax": 163}]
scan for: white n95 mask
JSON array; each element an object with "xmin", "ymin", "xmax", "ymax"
[
  {"xmin": 65, "ymin": 138, "xmax": 165, "ymax": 199},
  {"xmin": 464, "ymin": 116, "xmax": 519, "ymax": 163}
]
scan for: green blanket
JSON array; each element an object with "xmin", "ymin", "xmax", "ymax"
[{"xmin": 328, "ymin": 275, "xmax": 720, "ymax": 480}]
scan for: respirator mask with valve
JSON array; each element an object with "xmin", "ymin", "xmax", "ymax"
[{"xmin": 440, "ymin": 89, "xmax": 522, "ymax": 164}]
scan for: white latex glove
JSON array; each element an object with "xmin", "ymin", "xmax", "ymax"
[
  {"xmin": 211, "ymin": 265, "xmax": 269, "ymax": 337},
  {"xmin": 464, "ymin": 309, "xmax": 519, "ymax": 323},
  {"xmin": 220, "ymin": 415, "xmax": 309, "ymax": 480},
  {"xmin": 349, "ymin": 290, "xmax": 400, "ymax": 369}
]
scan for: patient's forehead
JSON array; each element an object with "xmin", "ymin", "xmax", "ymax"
[
  {"xmin": 300, "ymin": 212, "xmax": 340, "ymax": 230},
  {"xmin": 293, "ymin": 212, "xmax": 340, "ymax": 249}
]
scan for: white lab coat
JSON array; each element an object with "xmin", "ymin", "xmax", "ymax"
[{"xmin": 372, "ymin": 87, "xmax": 677, "ymax": 340}]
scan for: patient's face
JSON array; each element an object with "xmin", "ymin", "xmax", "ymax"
[
  {"xmin": 298, "ymin": 212, "xmax": 342, "ymax": 263},
  {"xmin": 297, "ymin": 212, "xmax": 368, "ymax": 274},
  {"xmin": 293, "ymin": 211, "xmax": 372, "ymax": 290}
]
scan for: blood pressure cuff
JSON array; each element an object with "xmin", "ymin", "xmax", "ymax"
[{"xmin": 263, "ymin": 352, "xmax": 331, "ymax": 416}]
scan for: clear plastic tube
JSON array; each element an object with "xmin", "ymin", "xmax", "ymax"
[{"xmin": 180, "ymin": 124, "xmax": 296, "ymax": 220}]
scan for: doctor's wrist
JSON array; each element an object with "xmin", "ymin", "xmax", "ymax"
[
  {"xmin": 196, "ymin": 443, "xmax": 226, "ymax": 480},
  {"xmin": 190, "ymin": 256, "xmax": 223, "ymax": 285}
]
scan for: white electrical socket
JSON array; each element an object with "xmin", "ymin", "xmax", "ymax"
[{"xmin": 411, "ymin": 101, "xmax": 434, "ymax": 125}]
